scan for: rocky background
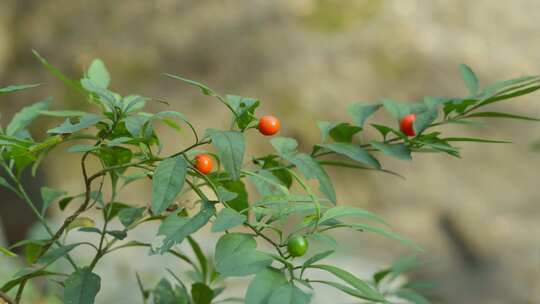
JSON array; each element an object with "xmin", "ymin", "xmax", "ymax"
[{"xmin": 1, "ymin": 1, "xmax": 540, "ymax": 303}]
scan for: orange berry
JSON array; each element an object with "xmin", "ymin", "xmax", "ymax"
[
  {"xmin": 258, "ymin": 115, "xmax": 280, "ymax": 136},
  {"xmin": 195, "ymin": 153, "xmax": 213, "ymax": 174}
]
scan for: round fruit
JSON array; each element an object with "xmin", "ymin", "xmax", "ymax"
[
  {"xmin": 400, "ymin": 113, "xmax": 416, "ymax": 137},
  {"xmin": 258, "ymin": 115, "xmax": 280, "ymax": 136},
  {"xmin": 195, "ymin": 154, "xmax": 213, "ymax": 174},
  {"xmin": 287, "ymin": 235, "xmax": 308, "ymax": 257}
]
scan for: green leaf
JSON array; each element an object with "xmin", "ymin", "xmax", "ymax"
[
  {"xmin": 40, "ymin": 110, "xmax": 92, "ymax": 117},
  {"xmin": 347, "ymin": 103, "xmax": 381, "ymax": 128},
  {"xmin": 122, "ymin": 95, "xmax": 147, "ymax": 114},
  {"xmin": 216, "ymin": 186, "xmax": 238, "ymax": 202},
  {"xmin": 328, "ymin": 123, "xmax": 362, "ymax": 143},
  {"xmin": 32, "ymin": 50, "xmax": 83, "ymax": 93},
  {"xmin": 311, "ymin": 280, "xmax": 376, "ymax": 301},
  {"xmin": 260, "ymin": 158, "xmax": 293, "ymax": 189},
  {"xmin": 245, "ymin": 267, "xmax": 288, "ymax": 304},
  {"xmin": 373, "ymin": 269, "xmax": 391, "ymax": 285},
  {"xmin": 118, "ymin": 207, "xmax": 145, "ymax": 227},
  {"xmin": 37, "ymin": 243, "xmax": 81, "ymax": 266},
  {"xmin": 1, "ymin": 269, "xmax": 62, "ymax": 293},
  {"xmin": 220, "ymin": 180, "xmax": 249, "ymax": 213},
  {"xmin": 41, "ymin": 187, "xmax": 67, "ymax": 215},
  {"xmin": 0, "ymin": 83, "xmax": 41, "ymax": 95},
  {"xmin": 287, "ymin": 153, "xmax": 336, "ymax": 204},
  {"xmin": 479, "ymin": 83, "xmax": 540, "ymax": 108},
  {"xmin": 270, "ymin": 137, "xmax": 298, "ymax": 155},
  {"xmin": 154, "ymin": 203, "xmax": 215, "ymax": 254},
  {"xmin": 67, "ymin": 144, "xmax": 98, "ymax": 153},
  {"xmin": 307, "ymin": 264, "xmax": 384, "ymax": 301},
  {"xmin": 24, "ymin": 240, "xmax": 47, "ymax": 264},
  {"xmin": 390, "ymin": 256, "xmax": 421, "ymax": 279},
  {"xmin": 0, "ymin": 176, "xmax": 19, "ymax": 194},
  {"xmin": 47, "ymin": 114, "xmax": 102, "ymax": 134},
  {"xmin": 212, "ymin": 208, "xmax": 247, "ymax": 232},
  {"xmin": 153, "ymin": 279, "xmax": 180, "ymax": 304},
  {"xmin": 370, "ymin": 141, "xmax": 412, "ymax": 161},
  {"xmin": 80, "ymin": 79, "xmax": 119, "ymax": 111},
  {"xmin": 125, "ymin": 114, "xmax": 152, "ymax": 138},
  {"xmin": 67, "ymin": 217, "xmax": 96, "ymax": 232},
  {"xmin": 382, "ymin": 99, "xmax": 410, "ymax": 120},
  {"xmin": 64, "ymin": 268, "xmax": 101, "ymax": 304},
  {"xmin": 413, "ymin": 106, "xmax": 438, "ymax": 135},
  {"xmin": 246, "ymin": 170, "xmax": 289, "ymax": 199},
  {"xmin": 320, "ymin": 206, "xmax": 387, "ymax": 226},
  {"xmin": 191, "ymin": 283, "xmax": 213, "ymax": 304},
  {"xmin": 154, "ymin": 111, "xmax": 190, "ymax": 133},
  {"xmin": 444, "ymin": 137, "xmax": 511, "ymax": 144},
  {"xmin": 223, "ymin": 255, "xmax": 276, "ymax": 278},
  {"xmin": 209, "ymin": 130, "xmax": 245, "ymax": 180},
  {"xmin": 370, "ymin": 124, "xmax": 394, "ymax": 140},
  {"xmin": 6, "ymin": 98, "xmax": 50, "ymax": 137},
  {"xmin": 226, "ymin": 95, "xmax": 260, "ymax": 129},
  {"xmin": 466, "ymin": 111, "xmax": 540, "ymax": 121},
  {"xmin": 187, "ymin": 236, "xmax": 208, "ymax": 284},
  {"xmin": 106, "ymin": 137, "xmax": 133, "ymax": 147},
  {"xmin": 348, "ymin": 223, "xmax": 422, "ymax": 251},
  {"xmin": 268, "ymin": 283, "xmax": 311, "ymax": 304},
  {"xmin": 317, "ymin": 143, "xmax": 380, "ymax": 169},
  {"xmin": 87, "ymin": 59, "xmax": 110, "ymax": 89},
  {"xmin": 106, "ymin": 230, "xmax": 127, "ymax": 240},
  {"xmin": 309, "ymin": 232, "xmax": 338, "ymax": 247},
  {"xmin": 151, "ymin": 156, "xmax": 187, "ymax": 214},
  {"xmin": 481, "ymin": 76, "xmax": 540, "ymax": 100},
  {"xmin": 104, "ymin": 202, "xmax": 130, "ymax": 221},
  {"xmin": 78, "ymin": 227, "xmax": 101, "ymax": 234},
  {"xmin": 214, "ymin": 233, "xmax": 272, "ymax": 277},
  {"xmin": 395, "ymin": 289, "xmax": 430, "ymax": 304},
  {"xmin": 302, "ymin": 250, "xmax": 334, "ymax": 270},
  {"xmin": 317, "ymin": 121, "xmax": 334, "ymax": 143},
  {"xmin": 215, "ymin": 232, "xmax": 256, "ymax": 261},
  {"xmin": 459, "ymin": 64, "xmax": 479, "ymax": 96},
  {"xmin": 0, "ymin": 246, "xmax": 17, "ymax": 257},
  {"xmin": 164, "ymin": 73, "xmax": 217, "ymax": 96}
]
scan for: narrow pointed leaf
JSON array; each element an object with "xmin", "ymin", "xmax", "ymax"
[
  {"xmin": 466, "ymin": 111, "xmax": 540, "ymax": 121},
  {"xmin": 459, "ymin": 64, "xmax": 479, "ymax": 96},
  {"xmin": 210, "ymin": 130, "xmax": 245, "ymax": 180},
  {"xmin": 307, "ymin": 264, "xmax": 384, "ymax": 301},
  {"xmin": 317, "ymin": 143, "xmax": 380, "ymax": 169},
  {"xmin": 0, "ymin": 83, "xmax": 41, "ymax": 95},
  {"xmin": 151, "ymin": 156, "xmax": 187, "ymax": 214},
  {"xmin": 370, "ymin": 141, "xmax": 412, "ymax": 161}
]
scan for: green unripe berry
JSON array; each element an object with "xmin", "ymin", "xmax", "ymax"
[{"xmin": 287, "ymin": 235, "xmax": 308, "ymax": 257}]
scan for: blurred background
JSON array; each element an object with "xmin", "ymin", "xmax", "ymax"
[{"xmin": 1, "ymin": 1, "xmax": 540, "ymax": 303}]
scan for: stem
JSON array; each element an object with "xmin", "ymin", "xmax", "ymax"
[
  {"xmin": 14, "ymin": 281, "xmax": 26, "ymax": 303},
  {"xmin": 0, "ymin": 291, "xmax": 14, "ymax": 304},
  {"xmin": 185, "ymin": 173, "xmax": 288, "ymax": 259},
  {"xmin": 287, "ymin": 169, "xmax": 320, "ymax": 234},
  {"xmin": 0, "ymin": 163, "xmax": 78, "ymax": 268}
]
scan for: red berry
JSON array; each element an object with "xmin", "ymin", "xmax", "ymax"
[
  {"xmin": 258, "ymin": 115, "xmax": 280, "ymax": 136},
  {"xmin": 400, "ymin": 114, "xmax": 416, "ymax": 137},
  {"xmin": 195, "ymin": 154, "xmax": 213, "ymax": 174}
]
